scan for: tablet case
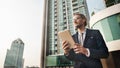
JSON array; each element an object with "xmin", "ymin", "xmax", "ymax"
[{"xmin": 58, "ymin": 30, "xmax": 75, "ymax": 48}]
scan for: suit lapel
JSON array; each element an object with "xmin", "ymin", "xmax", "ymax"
[
  {"xmin": 73, "ymin": 32, "xmax": 79, "ymax": 43},
  {"xmin": 83, "ymin": 29, "xmax": 91, "ymax": 46}
]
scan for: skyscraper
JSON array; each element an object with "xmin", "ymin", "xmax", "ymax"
[
  {"xmin": 4, "ymin": 38, "xmax": 24, "ymax": 68},
  {"xmin": 41, "ymin": 0, "xmax": 90, "ymax": 68}
]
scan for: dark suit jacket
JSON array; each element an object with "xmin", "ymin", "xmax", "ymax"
[{"xmin": 65, "ymin": 29, "xmax": 109, "ymax": 68}]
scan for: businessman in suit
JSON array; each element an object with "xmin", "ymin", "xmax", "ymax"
[{"xmin": 62, "ymin": 13, "xmax": 109, "ymax": 68}]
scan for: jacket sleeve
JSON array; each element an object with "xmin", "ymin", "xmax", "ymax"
[
  {"xmin": 89, "ymin": 30, "xmax": 109, "ymax": 59},
  {"xmin": 64, "ymin": 49, "xmax": 76, "ymax": 61},
  {"xmin": 65, "ymin": 49, "xmax": 96, "ymax": 64}
]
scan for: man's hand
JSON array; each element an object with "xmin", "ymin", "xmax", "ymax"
[
  {"xmin": 73, "ymin": 43, "xmax": 88, "ymax": 55},
  {"xmin": 62, "ymin": 41, "xmax": 71, "ymax": 55}
]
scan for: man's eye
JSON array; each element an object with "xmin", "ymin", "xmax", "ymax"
[{"xmin": 77, "ymin": 17, "xmax": 81, "ymax": 19}]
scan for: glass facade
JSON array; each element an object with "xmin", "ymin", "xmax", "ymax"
[
  {"xmin": 92, "ymin": 13, "xmax": 120, "ymax": 42},
  {"xmin": 4, "ymin": 38, "xmax": 24, "ymax": 68},
  {"xmin": 46, "ymin": 55, "xmax": 73, "ymax": 67},
  {"xmin": 105, "ymin": 0, "xmax": 120, "ymax": 7}
]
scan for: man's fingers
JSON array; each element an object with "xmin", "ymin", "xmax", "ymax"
[
  {"xmin": 62, "ymin": 40, "xmax": 66, "ymax": 44},
  {"xmin": 62, "ymin": 41, "xmax": 71, "ymax": 51},
  {"xmin": 63, "ymin": 45, "xmax": 69, "ymax": 50},
  {"xmin": 74, "ymin": 48, "xmax": 79, "ymax": 51},
  {"xmin": 62, "ymin": 41, "xmax": 69, "ymax": 48},
  {"xmin": 73, "ymin": 46, "xmax": 85, "ymax": 54}
]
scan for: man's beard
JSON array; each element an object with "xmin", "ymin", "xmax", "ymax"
[{"xmin": 75, "ymin": 24, "xmax": 83, "ymax": 30}]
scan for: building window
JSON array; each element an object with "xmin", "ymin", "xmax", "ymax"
[
  {"xmin": 72, "ymin": 3, "xmax": 78, "ymax": 6},
  {"xmin": 72, "ymin": 0, "xmax": 77, "ymax": 2},
  {"xmin": 92, "ymin": 13, "xmax": 120, "ymax": 42}
]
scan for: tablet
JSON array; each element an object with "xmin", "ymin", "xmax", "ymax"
[{"xmin": 58, "ymin": 30, "xmax": 75, "ymax": 48}]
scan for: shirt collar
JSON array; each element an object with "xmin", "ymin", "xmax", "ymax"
[{"xmin": 78, "ymin": 28, "xmax": 86, "ymax": 35}]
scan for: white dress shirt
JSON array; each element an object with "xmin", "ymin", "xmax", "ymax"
[{"xmin": 78, "ymin": 29, "xmax": 90, "ymax": 57}]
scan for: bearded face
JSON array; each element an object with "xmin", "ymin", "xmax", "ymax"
[{"xmin": 73, "ymin": 15, "xmax": 85, "ymax": 29}]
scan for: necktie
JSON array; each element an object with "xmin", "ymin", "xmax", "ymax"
[{"xmin": 81, "ymin": 33, "xmax": 84, "ymax": 45}]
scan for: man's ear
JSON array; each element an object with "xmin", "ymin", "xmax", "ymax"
[
  {"xmin": 82, "ymin": 19, "xmax": 85, "ymax": 23},
  {"xmin": 82, "ymin": 19, "xmax": 86, "ymax": 26}
]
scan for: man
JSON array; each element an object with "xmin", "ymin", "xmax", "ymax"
[{"xmin": 62, "ymin": 13, "xmax": 109, "ymax": 68}]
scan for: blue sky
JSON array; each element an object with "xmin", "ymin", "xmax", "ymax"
[
  {"xmin": 86, "ymin": 0, "xmax": 106, "ymax": 17},
  {"xmin": 0, "ymin": 0, "xmax": 44, "ymax": 67}
]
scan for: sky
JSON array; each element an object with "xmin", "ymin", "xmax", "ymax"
[
  {"xmin": 86, "ymin": 0, "xmax": 106, "ymax": 17},
  {"xmin": 0, "ymin": 0, "xmax": 44, "ymax": 68}
]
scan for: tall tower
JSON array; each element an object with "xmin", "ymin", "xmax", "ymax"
[
  {"xmin": 4, "ymin": 38, "xmax": 24, "ymax": 68},
  {"xmin": 41, "ymin": 0, "xmax": 90, "ymax": 68}
]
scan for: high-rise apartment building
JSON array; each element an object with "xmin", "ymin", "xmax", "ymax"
[
  {"xmin": 41, "ymin": 0, "xmax": 89, "ymax": 68},
  {"xmin": 4, "ymin": 38, "xmax": 24, "ymax": 68}
]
